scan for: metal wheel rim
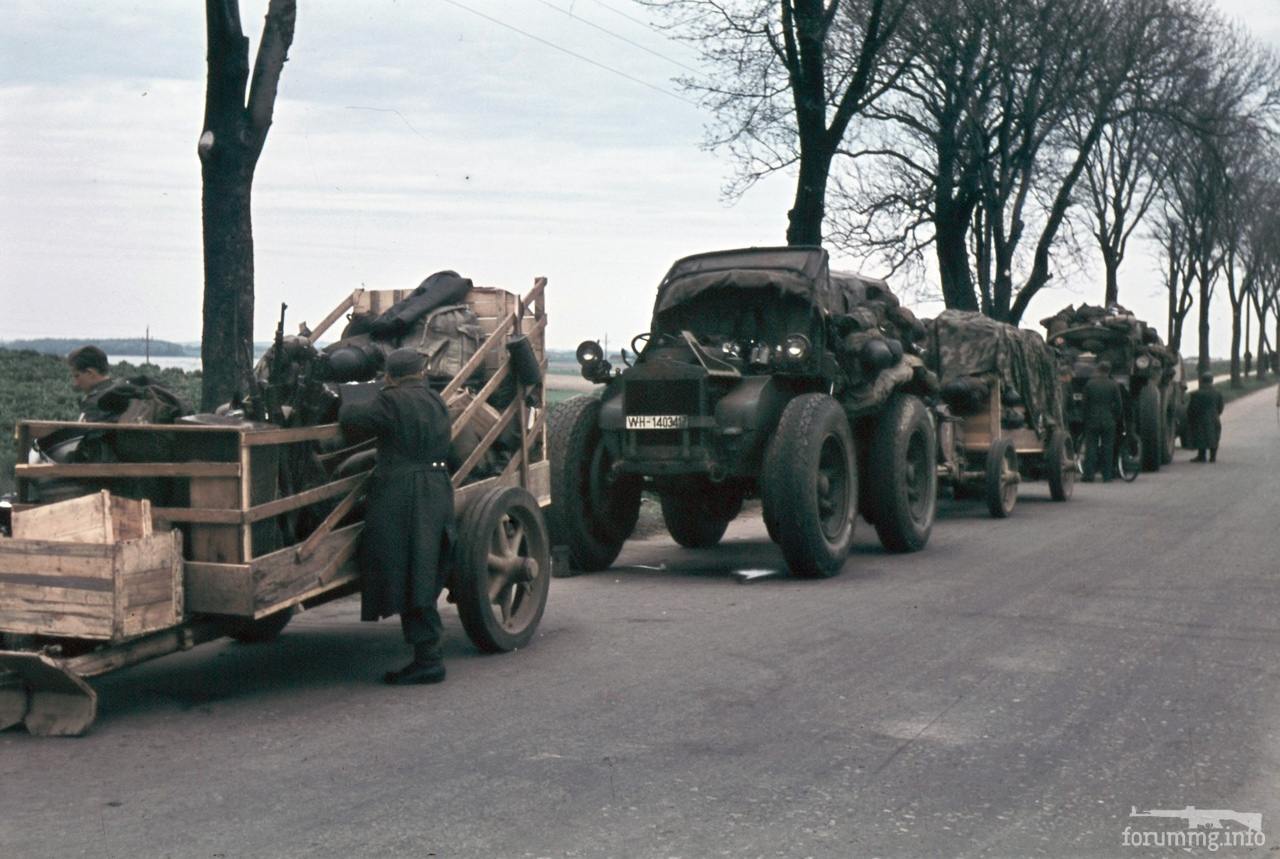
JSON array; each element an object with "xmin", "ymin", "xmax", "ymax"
[
  {"xmin": 1001, "ymin": 448, "xmax": 1019, "ymax": 510},
  {"xmin": 816, "ymin": 434, "xmax": 850, "ymax": 541},
  {"xmin": 905, "ymin": 427, "xmax": 931, "ymax": 522},
  {"xmin": 483, "ymin": 504, "xmax": 548, "ymax": 634}
]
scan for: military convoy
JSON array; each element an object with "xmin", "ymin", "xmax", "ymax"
[
  {"xmin": 549, "ymin": 247, "xmax": 939, "ymax": 578},
  {"xmin": 1041, "ymin": 304, "xmax": 1184, "ymax": 474},
  {"xmin": 925, "ymin": 310, "xmax": 1075, "ymax": 517}
]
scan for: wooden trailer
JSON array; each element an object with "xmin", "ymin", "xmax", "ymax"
[
  {"xmin": 0, "ymin": 278, "xmax": 552, "ymax": 736},
  {"xmin": 935, "ymin": 382, "xmax": 1076, "ymax": 518}
]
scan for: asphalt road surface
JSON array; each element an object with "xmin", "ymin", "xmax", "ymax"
[{"xmin": 3, "ymin": 387, "xmax": 1278, "ymax": 858}]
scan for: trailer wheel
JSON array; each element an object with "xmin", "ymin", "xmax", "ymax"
[
  {"xmin": 1160, "ymin": 388, "xmax": 1178, "ymax": 465},
  {"xmin": 985, "ymin": 438, "xmax": 1019, "ymax": 518},
  {"xmin": 1138, "ymin": 383, "xmax": 1162, "ymax": 472},
  {"xmin": 546, "ymin": 397, "xmax": 641, "ymax": 572},
  {"xmin": 868, "ymin": 394, "xmax": 937, "ymax": 552},
  {"xmin": 659, "ymin": 483, "xmax": 739, "ymax": 548},
  {"xmin": 453, "ymin": 485, "xmax": 551, "ymax": 653},
  {"xmin": 761, "ymin": 394, "xmax": 856, "ymax": 578},
  {"xmin": 1046, "ymin": 429, "xmax": 1075, "ymax": 501},
  {"xmin": 222, "ymin": 606, "xmax": 294, "ymax": 643}
]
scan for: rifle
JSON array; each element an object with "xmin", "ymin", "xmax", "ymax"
[{"xmin": 263, "ymin": 302, "xmax": 289, "ymax": 424}]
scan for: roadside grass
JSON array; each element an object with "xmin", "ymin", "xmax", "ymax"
[{"xmin": 1219, "ymin": 376, "xmax": 1277, "ymax": 406}]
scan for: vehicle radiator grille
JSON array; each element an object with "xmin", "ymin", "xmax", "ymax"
[{"xmin": 624, "ymin": 379, "xmax": 701, "ymax": 416}]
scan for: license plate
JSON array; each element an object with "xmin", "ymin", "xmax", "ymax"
[{"xmin": 625, "ymin": 414, "xmax": 689, "ymax": 430}]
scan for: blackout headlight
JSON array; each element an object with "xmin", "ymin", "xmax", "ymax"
[
  {"xmin": 576, "ymin": 340, "xmax": 604, "ymax": 365},
  {"xmin": 782, "ymin": 334, "xmax": 811, "ymax": 364}
]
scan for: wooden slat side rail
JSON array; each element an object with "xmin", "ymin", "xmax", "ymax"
[
  {"xmin": 15, "ymin": 462, "xmax": 240, "ymax": 479},
  {"xmin": 294, "ymin": 473, "xmax": 370, "ymax": 563},
  {"xmin": 246, "ymin": 472, "xmax": 370, "ymax": 524},
  {"xmin": 448, "ymin": 313, "xmax": 548, "ymax": 442},
  {"xmin": 450, "ymin": 361, "xmax": 511, "ymax": 442},
  {"xmin": 183, "ymin": 561, "xmax": 254, "ymax": 615},
  {"xmin": 498, "ymin": 405, "xmax": 550, "ymax": 483},
  {"xmin": 308, "ymin": 291, "xmax": 357, "ymax": 342},
  {"xmin": 151, "ymin": 507, "xmax": 244, "ymax": 525},
  {"xmin": 317, "ymin": 437, "xmax": 375, "ymax": 464},
  {"xmin": 254, "ymin": 524, "xmax": 361, "ymax": 615},
  {"xmin": 240, "ymin": 424, "xmax": 343, "ymax": 447},
  {"xmin": 452, "ymin": 396, "xmax": 521, "ymax": 488},
  {"xmin": 19, "ymin": 420, "xmax": 243, "ymax": 435},
  {"xmin": 438, "ymin": 311, "xmax": 516, "ymax": 403}
]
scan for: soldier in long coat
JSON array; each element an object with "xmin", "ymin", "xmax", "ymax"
[
  {"xmin": 1081, "ymin": 360, "xmax": 1124, "ymax": 482},
  {"xmin": 339, "ymin": 349, "xmax": 455, "ymax": 685},
  {"xmin": 1185, "ymin": 372, "xmax": 1224, "ymax": 463}
]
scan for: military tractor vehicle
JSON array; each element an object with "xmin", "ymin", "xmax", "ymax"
[
  {"xmin": 925, "ymin": 310, "xmax": 1075, "ymax": 517},
  {"xmin": 1042, "ymin": 304, "xmax": 1183, "ymax": 473},
  {"xmin": 548, "ymin": 247, "xmax": 939, "ymax": 579}
]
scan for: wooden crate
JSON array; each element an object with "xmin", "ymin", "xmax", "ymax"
[{"xmin": 0, "ymin": 492, "xmax": 184, "ymax": 641}]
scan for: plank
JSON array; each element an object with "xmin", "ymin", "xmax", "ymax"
[
  {"xmin": 182, "ymin": 561, "xmax": 255, "ymax": 616},
  {"xmin": 453, "ymin": 396, "xmax": 520, "ymax": 487},
  {"xmin": 241, "ymin": 423, "xmax": 343, "ymax": 447},
  {"xmin": 252, "ymin": 523, "xmax": 361, "ymax": 608},
  {"xmin": 0, "ymin": 609, "xmax": 112, "ymax": 639},
  {"xmin": 292, "ymin": 474, "xmax": 369, "ymax": 563},
  {"xmin": 307, "ymin": 292, "xmax": 356, "ymax": 342},
  {"xmin": 245, "ymin": 472, "xmax": 368, "ymax": 523},
  {"xmin": 11, "ymin": 491, "xmax": 111, "ymax": 543},
  {"xmin": 15, "ymin": 462, "xmax": 240, "ymax": 479}
]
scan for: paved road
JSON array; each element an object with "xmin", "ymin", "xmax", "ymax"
[{"xmin": 3, "ymin": 388, "xmax": 1278, "ymax": 858}]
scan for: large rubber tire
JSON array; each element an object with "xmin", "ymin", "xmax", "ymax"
[
  {"xmin": 868, "ymin": 394, "xmax": 937, "ymax": 552},
  {"xmin": 1160, "ymin": 387, "xmax": 1178, "ymax": 465},
  {"xmin": 985, "ymin": 437, "xmax": 1019, "ymax": 518},
  {"xmin": 1046, "ymin": 429, "xmax": 1075, "ymax": 502},
  {"xmin": 1138, "ymin": 383, "xmax": 1162, "ymax": 472},
  {"xmin": 761, "ymin": 394, "xmax": 857, "ymax": 578},
  {"xmin": 659, "ymin": 484, "xmax": 738, "ymax": 548},
  {"xmin": 453, "ymin": 485, "xmax": 551, "ymax": 653},
  {"xmin": 222, "ymin": 607, "xmax": 294, "ymax": 644},
  {"xmin": 546, "ymin": 397, "xmax": 641, "ymax": 573}
]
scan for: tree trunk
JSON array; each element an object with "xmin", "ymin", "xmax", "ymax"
[
  {"xmin": 1229, "ymin": 302, "xmax": 1242, "ymax": 388},
  {"xmin": 200, "ymin": 166, "xmax": 256, "ymax": 410},
  {"xmin": 935, "ymin": 205, "xmax": 978, "ymax": 311},
  {"xmin": 786, "ymin": 147, "xmax": 833, "ymax": 246},
  {"xmin": 1197, "ymin": 281, "xmax": 1212, "ymax": 376},
  {"xmin": 1102, "ymin": 246, "xmax": 1119, "ymax": 307}
]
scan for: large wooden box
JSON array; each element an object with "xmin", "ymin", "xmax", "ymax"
[{"xmin": 0, "ymin": 492, "xmax": 184, "ymax": 641}]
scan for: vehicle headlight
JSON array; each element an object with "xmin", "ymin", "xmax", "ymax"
[
  {"xmin": 576, "ymin": 340, "xmax": 604, "ymax": 366},
  {"xmin": 1135, "ymin": 355, "xmax": 1151, "ymax": 369},
  {"xmin": 721, "ymin": 340, "xmax": 741, "ymax": 359},
  {"xmin": 782, "ymin": 334, "xmax": 811, "ymax": 363}
]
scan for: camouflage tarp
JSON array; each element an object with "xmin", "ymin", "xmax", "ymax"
[
  {"xmin": 1040, "ymin": 303, "xmax": 1179, "ymax": 380},
  {"xmin": 924, "ymin": 310, "xmax": 1064, "ymax": 435}
]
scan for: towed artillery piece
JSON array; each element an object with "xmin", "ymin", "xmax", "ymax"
[
  {"xmin": 551, "ymin": 246, "xmax": 939, "ymax": 579},
  {"xmin": 0, "ymin": 277, "xmax": 552, "ymax": 735},
  {"xmin": 1043, "ymin": 304, "xmax": 1184, "ymax": 474},
  {"xmin": 924, "ymin": 311, "xmax": 1075, "ymax": 517}
]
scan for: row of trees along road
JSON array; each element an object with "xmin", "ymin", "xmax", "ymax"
[
  {"xmin": 196, "ymin": 1, "xmax": 1279, "ymax": 403},
  {"xmin": 644, "ymin": 0, "xmax": 1280, "ymax": 382}
]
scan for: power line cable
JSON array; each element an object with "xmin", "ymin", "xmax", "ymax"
[
  {"xmin": 587, "ymin": 0, "xmax": 681, "ymax": 43},
  {"xmin": 439, "ymin": 0, "xmax": 699, "ymax": 106},
  {"xmin": 532, "ymin": 0, "xmax": 701, "ymax": 74}
]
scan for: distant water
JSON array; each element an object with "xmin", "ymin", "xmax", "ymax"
[{"xmin": 113, "ymin": 355, "xmax": 203, "ymax": 371}]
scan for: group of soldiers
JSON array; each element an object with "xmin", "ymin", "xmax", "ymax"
[{"xmin": 1075, "ymin": 358, "xmax": 1225, "ymax": 481}]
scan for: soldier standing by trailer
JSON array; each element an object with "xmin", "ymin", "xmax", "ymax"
[
  {"xmin": 339, "ymin": 349, "xmax": 455, "ymax": 685},
  {"xmin": 1081, "ymin": 360, "xmax": 1124, "ymax": 482},
  {"xmin": 1186, "ymin": 372, "xmax": 1225, "ymax": 463},
  {"xmin": 66, "ymin": 345, "xmax": 116, "ymax": 421}
]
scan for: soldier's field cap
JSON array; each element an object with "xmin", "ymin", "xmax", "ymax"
[{"xmin": 385, "ymin": 348, "xmax": 426, "ymax": 378}]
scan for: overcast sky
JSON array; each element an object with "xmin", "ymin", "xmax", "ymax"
[{"xmin": 0, "ymin": 0, "xmax": 1274, "ymax": 357}]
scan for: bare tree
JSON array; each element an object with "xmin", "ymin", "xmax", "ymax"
[
  {"xmin": 646, "ymin": 0, "xmax": 914, "ymax": 245},
  {"xmin": 198, "ymin": 0, "xmax": 296, "ymax": 410}
]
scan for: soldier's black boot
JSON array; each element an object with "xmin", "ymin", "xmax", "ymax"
[
  {"xmin": 384, "ymin": 643, "xmax": 446, "ymax": 686},
  {"xmin": 1191, "ymin": 451, "xmax": 1206, "ymax": 462}
]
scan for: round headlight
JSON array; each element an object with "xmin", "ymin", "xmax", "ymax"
[
  {"xmin": 721, "ymin": 340, "xmax": 741, "ymax": 359},
  {"xmin": 576, "ymin": 340, "xmax": 604, "ymax": 365},
  {"xmin": 782, "ymin": 334, "xmax": 811, "ymax": 362},
  {"xmin": 1135, "ymin": 355, "xmax": 1151, "ymax": 369}
]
